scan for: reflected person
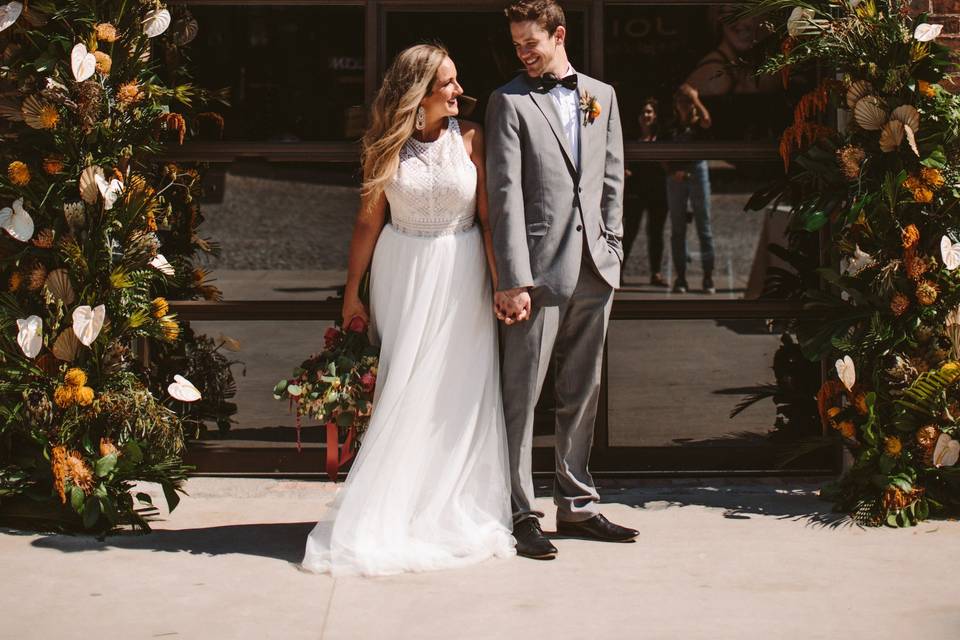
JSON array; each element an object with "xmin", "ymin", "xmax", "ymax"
[
  {"xmin": 664, "ymin": 83, "xmax": 715, "ymax": 294},
  {"xmin": 623, "ymin": 97, "xmax": 668, "ymax": 287}
]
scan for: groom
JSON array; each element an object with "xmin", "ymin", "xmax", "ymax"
[{"xmin": 486, "ymin": 0, "xmax": 638, "ymax": 559}]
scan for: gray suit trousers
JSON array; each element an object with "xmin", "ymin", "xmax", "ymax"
[{"xmin": 499, "ymin": 250, "xmax": 614, "ymax": 524}]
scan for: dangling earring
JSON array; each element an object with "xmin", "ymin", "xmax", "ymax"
[{"xmin": 415, "ymin": 106, "xmax": 426, "ymax": 131}]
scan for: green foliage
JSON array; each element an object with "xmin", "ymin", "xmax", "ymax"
[
  {"xmin": 742, "ymin": 0, "xmax": 960, "ymax": 525},
  {"xmin": 0, "ymin": 1, "xmax": 223, "ymax": 532}
]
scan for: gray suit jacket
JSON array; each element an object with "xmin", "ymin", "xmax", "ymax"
[{"xmin": 485, "ymin": 71, "xmax": 624, "ymax": 301}]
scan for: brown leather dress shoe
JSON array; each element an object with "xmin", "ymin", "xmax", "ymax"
[
  {"xmin": 513, "ymin": 518, "xmax": 558, "ymax": 559},
  {"xmin": 556, "ymin": 514, "xmax": 638, "ymax": 542}
]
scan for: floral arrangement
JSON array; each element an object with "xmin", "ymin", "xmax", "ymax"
[
  {"xmin": 0, "ymin": 1, "xmax": 227, "ymax": 532},
  {"xmin": 744, "ymin": 0, "xmax": 960, "ymax": 525},
  {"xmin": 274, "ymin": 317, "xmax": 379, "ymax": 480}
]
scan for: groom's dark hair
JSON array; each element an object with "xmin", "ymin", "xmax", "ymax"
[{"xmin": 504, "ymin": 0, "xmax": 566, "ymax": 36}]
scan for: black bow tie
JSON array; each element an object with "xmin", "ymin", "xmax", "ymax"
[{"xmin": 538, "ymin": 73, "xmax": 578, "ymax": 92}]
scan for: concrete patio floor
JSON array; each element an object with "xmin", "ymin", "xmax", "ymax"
[{"xmin": 2, "ymin": 477, "xmax": 959, "ymax": 640}]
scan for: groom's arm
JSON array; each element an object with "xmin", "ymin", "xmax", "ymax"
[
  {"xmin": 485, "ymin": 90, "xmax": 534, "ymax": 292},
  {"xmin": 601, "ymin": 87, "xmax": 625, "ymax": 247}
]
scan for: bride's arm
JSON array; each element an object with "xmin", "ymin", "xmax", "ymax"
[
  {"xmin": 342, "ymin": 190, "xmax": 387, "ymax": 325},
  {"xmin": 462, "ymin": 122, "xmax": 499, "ymax": 291}
]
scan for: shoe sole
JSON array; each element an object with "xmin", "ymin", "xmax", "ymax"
[
  {"xmin": 555, "ymin": 529, "xmax": 638, "ymax": 543},
  {"xmin": 517, "ymin": 550, "xmax": 557, "ymax": 560}
]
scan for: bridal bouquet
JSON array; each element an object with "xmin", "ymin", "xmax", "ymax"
[{"xmin": 274, "ymin": 317, "xmax": 379, "ymax": 479}]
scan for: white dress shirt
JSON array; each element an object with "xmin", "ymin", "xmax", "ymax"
[{"xmin": 547, "ymin": 64, "xmax": 580, "ymax": 170}]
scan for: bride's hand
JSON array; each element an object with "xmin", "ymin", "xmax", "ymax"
[{"xmin": 342, "ymin": 293, "xmax": 369, "ymax": 328}]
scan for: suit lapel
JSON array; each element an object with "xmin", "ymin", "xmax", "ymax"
[
  {"xmin": 577, "ymin": 76, "xmax": 594, "ymax": 175},
  {"xmin": 529, "ymin": 89, "xmax": 577, "ymax": 176}
]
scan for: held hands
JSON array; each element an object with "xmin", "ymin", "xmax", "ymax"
[{"xmin": 494, "ymin": 288, "xmax": 531, "ymax": 325}]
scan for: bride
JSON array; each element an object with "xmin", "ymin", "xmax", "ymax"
[{"xmin": 302, "ymin": 44, "xmax": 516, "ymax": 576}]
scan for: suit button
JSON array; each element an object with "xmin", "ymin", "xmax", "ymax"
[{"xmin": 576, "ymin": 225, "xmax": 582, "ymax": 231}]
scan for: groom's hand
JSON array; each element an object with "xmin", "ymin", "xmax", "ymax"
[{"xmin": 495, "ymin": 288, "xmax": 531, "ymax": 325}]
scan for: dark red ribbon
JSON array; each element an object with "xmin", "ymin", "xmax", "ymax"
[{"xmin": 325, "ymin": 421, "xmax": 356, "ymax": 482}]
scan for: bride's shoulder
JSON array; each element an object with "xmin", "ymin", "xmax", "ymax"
[
  {"xmin": 457, "ymin": 119, "xmax": 482, "ymax": 138},
  {"xmin": 455, "ymin": 119, "xmax": 484, "ymax": 161}
]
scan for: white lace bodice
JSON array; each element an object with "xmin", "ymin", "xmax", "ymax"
[{"xmin": 384, "ymin": 117, "xmax": 477, "ymax": 237}]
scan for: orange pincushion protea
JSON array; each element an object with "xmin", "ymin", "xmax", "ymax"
[{"xmin": 901, "ymin": 224, "xmax": 919, "ymax": 250}]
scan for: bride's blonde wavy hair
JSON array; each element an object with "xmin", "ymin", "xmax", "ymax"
[{"xmin": 361, "ymin": 43, "xmax": 449, "ymax": 209}]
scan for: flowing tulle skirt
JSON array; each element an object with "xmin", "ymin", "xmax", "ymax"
[{"xmin": 302, "ymin": 223, "xmax": 515, "ymax": 576}]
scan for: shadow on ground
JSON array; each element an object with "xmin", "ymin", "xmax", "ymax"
[
  {"xmin": 26, "ymin": 522, "xmax": 315, "ymax": 563},
  {"xmin": 534, "ymin": 479, "xmax": 854, "ymax": 529}
]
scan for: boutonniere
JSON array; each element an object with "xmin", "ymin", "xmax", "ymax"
[{"xmin": 580, "ymin": 90, "xmax": 601, "ymax": 126}]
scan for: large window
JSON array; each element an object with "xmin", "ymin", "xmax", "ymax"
[{"xmin": 173, "ymin": 1, "xmax": 828, "ymax": 475}]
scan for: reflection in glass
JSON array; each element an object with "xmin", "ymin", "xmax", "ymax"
[
  {"xmin": 620, "ymin": 162, "xmax": 793, "ymax": 299},
  {"xmin": 385, "ymin": 11, "xmax": 585, "ymax": 123},
  {"xmin": 605, "ymin": 4, "xmax": 793, "ymax": 142},
  {"xmin": 188, "ymin": 6, "xmax": 365, "ymax": 141},
  {"xmin": 606, "ymin": 322, "xmax": 820, "ymax": 448},
  {"xmin": 190, "ymin": 321, "xmax": 334, "ymax": 445},
  {"xmin": 198, "ymin": 161, "xmax": 359, "ymax": 298}
]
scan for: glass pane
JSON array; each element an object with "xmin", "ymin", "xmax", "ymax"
[
  {"xmin": 385, "ymin": 11, "xmax": 586, "ymax": 124},
  {"xmin": 187, "ymin": 320, "xmax": 333, "ymax": 448},
  {"xmin": 605, "ymin": 4, "xmax": 795, "ymax": 142},
  {"xmin": 188, "ymin": 6, "xmax": 365, "ymax": 141},
  {"xmin": 606, "ymin": 321, "xmax": 821, "ymax": 447},
  {"xmin": 619, "ymin": 160, "xmax": 797, "ymax": 299},
  {"xmin": 199, "ymin": 161, "xmax": 358, "ymax": 299}
]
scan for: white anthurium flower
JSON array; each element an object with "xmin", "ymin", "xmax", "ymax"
[
  {"xmin": 835, "ymin": 355, "xmax": 856, "ymax": 392},
  {"xmin": 787, "ymin": 7, "xmax": 816, "ymax": 36},
  {"xmin": 941, "ymin": 236, "xmax": 960, "ymax": 270},
  {"xmin": 70, "ymin": 43, "xmax": 96, "ymax": 82},
  {"xmin": 143, "ymin": 8, "xmax": 171, "ymax": 38},
  {"xmin": 0, "ymin": 2, "xmax": 23, "ymax": 33},
  {"xmin": 914, "ymin": 23, "xmax": 944, "ymax": 42},
  {"xmin": 168, "ymin": 374, "xmax": 201, "ymax": 402},
  {"xmin": 149, "ymin": 254, "xmax": 175, "ymax": 275},
  {"xmin": 16, "ymin": 315, "xmax": 42, "ymax": 359},
  {"xmin": 94, "ymin": 173, "xmax": 124, "ymax": 211},
  {"xmin": 0, "ymin": 197, "xmax": 34, "ymax": 242},
  {"xmin": 72, "ymin": 304, "xmax": 106, "ymax": 347},
  {"xmin": 933, "ymin": 433, "xmax": 959, "ymax": 467},
  {"xmin": 287, "ymin": 384, "xmax": 302, "ymax": 397},
  {"xmin": 843, "ymin": 245, "xmax": 874, "ymax": 275}
]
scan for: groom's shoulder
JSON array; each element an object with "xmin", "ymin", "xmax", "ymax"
[
  {"xmin": 578, "ymin": 72, "xmax": 616, "ymax": 98},
  {"xmin": 492, "ymin": 73, "xmax": 530, "ymax": 99}
]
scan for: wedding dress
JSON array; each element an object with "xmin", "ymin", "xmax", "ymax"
[{"xmin": 302, "ymin": 117, "xmax": 515, "ymax": 576}]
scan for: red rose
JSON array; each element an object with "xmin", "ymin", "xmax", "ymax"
[
  {"xmin": 361, "ymin": 372, "xmax": 376, "ymax": 393},
  {"xmin": 323, "ymin": 327, "xmax": 340, "ymax": 349},
  {"xmin": 347, "ymin": 316, "xmax": 367, "ymax": 333}
]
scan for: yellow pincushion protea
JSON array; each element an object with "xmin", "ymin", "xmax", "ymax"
[
  {"xmin": 65, "ymin": 452, "xmax": 94, "ymax": 493},
  {"xmin": 912, "ymin": 186, "xmax": 934, "ymax": 204},
  {"xmin": 99, "ymin": 438, "xmax": 118, "ymax": 458},
  {"xmin": 835, "ymin": 420, "xmax": 856, "ymax": 439},
  {"xmin": 74, "ymin": 386, "xmax": 95, "ymax": 406},
  {"xmin": 901, "ymin": 224, "xmax": 919, "ymax": 250},
  {"xmin": 884, "ymin": 436, "xmax": 903, "ymax": 457},
  {"xmin": 915, "ymin": 279, "xmax": 939, "ymax": 306},
  {"xmin": 920, "ymin": 167, "xmax": 945, "ymax": 189},
  {"xmin": 51, "ymin": 445, "xmax": 68, "ymax": 504},
  {"xmin": 42, "ymin": 157, "xmax": 64, "ymax": 175},
  {"xmin": 53, "ymin": 385, "xmax": 75, "ymax": 408},
  {"xmin": 161, "ymin": 319, "xmax": 180, "ymax": 342},
  {"xmin": 151, "ymin": 297, "xmax": 169, "ymax": 319},
  {"xmin": 94, "ymin": 51, "xmax": 112, "ymax": 75},
  {"xmin": 64, "ymin": 368, "xmax": 87, "ymax": 387},
  {"xmin": 890, "ymin": 292, "xmax": 910, "ymax": 316},
  {"xmin": 7, "ymin": 160, "xmax": 30, "ymax": 186},
  {"xmin": 918, "ymin": 80, "xmax": 937, "ymax": 98},
  {"xmin": 95, "ymin": 23, "xmax": 118, "ymax": 43}
]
